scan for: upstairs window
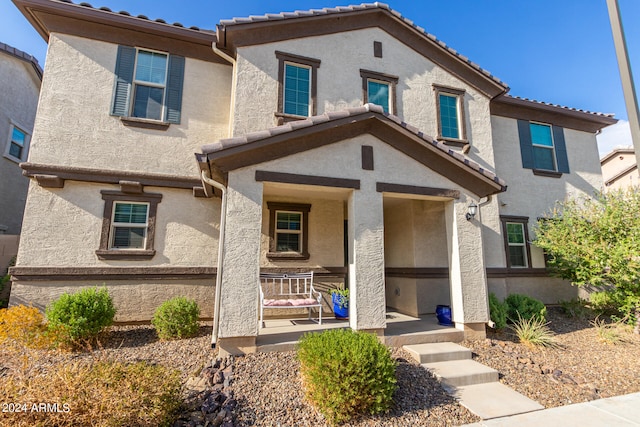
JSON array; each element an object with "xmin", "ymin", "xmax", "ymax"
[
  {"xmin": 434, "ymin": 85, "xmax": 467, "ymax": 144},
  {"xmin": 111, "ymin": 46, "xmax": 184, "ymax": 125},
  {"xmin": 517, "ymin": 120, "xmax": 569, "ymax": 176},
  {"xmin": 132, "ymin": 50, "xmax": 167, "ymax": 121},
  {"xmin": 530, "ymin": 123, "xmax": 556, "ymax": 171},
  {"xmin": 4, "ymin": 124, "xmax": 29, "ymax": 162},
  {"xmin": 284, "ymin": 63, "xmax": 311, "ymax": 116},
  {"xmin": 360, "ymin": 69, "xmax": 398, "ymax": 114},
  {"xmin": 276, "ymin": 51, "xmax": 320, "ymax": 121}
]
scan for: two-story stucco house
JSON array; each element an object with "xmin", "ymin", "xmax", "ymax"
[
  {"xmin": 601, "ymin": 146, "xmax": 638, "ymax": 190},
  {"xmin": 9, "ymin": 0, "xmax": 616, "ymax": 355},
  {"xmin": 0, "ymin": 41, "xmax": 42, "ymax": 281}
]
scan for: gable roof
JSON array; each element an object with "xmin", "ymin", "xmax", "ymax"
[
  {"xmin": 600, "ymin": 146, "xmax": 635, "ymax": 164},
  {"xmin": 0, "ymin": 41, "xmax": 43, "ymax": 80},
  {"xmin": 198, "ymin": 104, "xmax": 507, "ymax": 198},
  {"xmin": 215, "ymin": 2, "xmax": 508, "ymax": 98}
]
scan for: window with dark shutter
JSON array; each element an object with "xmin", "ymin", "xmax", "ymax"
[
  {"xmin": 517, "ymin": 119, "xmax": 570, "ymax": 175},
  {"xmin": 111, "ymin": 46, "xmax": 184, "ymax": 125}
]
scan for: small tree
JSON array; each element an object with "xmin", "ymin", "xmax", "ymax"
[{"xmin": 535, "ymin": 188, "xmax": 640, "ymax": 333}]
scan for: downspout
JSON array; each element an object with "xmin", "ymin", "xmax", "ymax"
[
  {"xmin": 212, "ymin": 38, "xmax": 236, "ymax": 139},
  {"xmin": 201, "ymin": 170, "xmax": 227, "ymax": 348},
  {"xmin": 477, "ymin": 195, "xmax": 496, "ymax": 329}
]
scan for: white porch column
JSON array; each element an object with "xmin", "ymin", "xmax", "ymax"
[
  {"xmin": 217, "ymin": 170, "xmax": 263, "ymax": 354},
  {"xmin": 348, "ymin": 188, "xmax": 386, "ymax": 332},
  {"xmin": 444, "ymin": 196, "xmax": 490, "ymax": 340}
]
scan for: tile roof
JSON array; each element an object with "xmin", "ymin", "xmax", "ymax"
[
  {"xmin": 56, "ymin": 0, "xmax": 215, "ymax": 33},
  {"xmin": 201, "ymin": 103, "xmax": 507, "ymax": 190},
  {"xmin": 0, "ymin": 41, "xmax": 43, "ymax": 80},
  {"xmin": 501, "ymin": 94, "xmax": 616, "ymax": 119},
  {"xmin": 218, "ymin": 2, "xmax": 507, "ymax": 90}
]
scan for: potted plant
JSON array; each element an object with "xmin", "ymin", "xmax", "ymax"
[{"xmin": 330, "ymin": 286, "xmax": 349, "ymax": 320}]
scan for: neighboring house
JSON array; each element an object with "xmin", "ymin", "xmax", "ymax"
[
  {"xmin": 601, "ymin": 146, "xmax": 638, "ymax": 190},
  {"xmin": 0, "ymin": 42, "xmax": 41, "ymax": 235},
  {"xmin": 0, "ymin": 42, "xmax": 42, "ymax": 278},
  {"xmin": 10, "ymin": 0, "xmax": 616, "ymax": 355}
]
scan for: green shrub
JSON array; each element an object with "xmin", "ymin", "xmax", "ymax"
[
  {"xmin": 589, "ymin": 291, "xmax": 619, "ymax": 315},
  {"xmin": 505, "ymin": 293, "xmax": 546, "ymax": 323},
  {"xmin": 559, "ymin": 298, "xmax": 592, "ymax": 319},
  {"xmin": 297, "ymin": 328, "xmax": 397, "ymax": 425},
  {"xmin": 510, "ymin": 314, "xmax": 559, "ymax": 348},
  {"xmin": 46, "ymin": 287, "xmax": 116, "ymax": 346},
  {"xmin": 488, "ymin": 293, "xmax": 507, "ymax": 330},
  {"xmin": 152, "ymin": 296, "xmax": 200, "ymax": 340}
]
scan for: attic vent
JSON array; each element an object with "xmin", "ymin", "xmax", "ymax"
[{"xmin": 374, "ymin": 41, "xmax": 382, "ymax": 58}]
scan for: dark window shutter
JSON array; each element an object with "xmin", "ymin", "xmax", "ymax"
[
  {"xmin": 111, "ymin": 46, "xmax": 135, "ymax": 117},
  {"xmin": 553, "ymin": 126, "xmax": 570, "ymax": 173},
  {"xmin": 517, "ymin": 119, "xmax": 534, "ymax": 169},
  {"xmin": 165, "ymin": 55, "xmax": 185, "ymax": 124}
]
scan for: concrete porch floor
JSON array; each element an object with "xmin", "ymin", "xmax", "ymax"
[{"xmin": 256, "ymin": 311, "xmax": 464, "ymax": 352}]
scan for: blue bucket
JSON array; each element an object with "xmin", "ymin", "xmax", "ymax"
[{"xmin": 435, "ymin": 305, "xmax": 453, "ymax": 326}]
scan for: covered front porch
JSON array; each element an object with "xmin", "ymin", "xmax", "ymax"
[
  {"xmin": 196, "ymin": 105, "xmax": 507, "ymax": 356},
  {"xmin": 256, "ymin": 311, "xmax": 464, "ymax": 353}
]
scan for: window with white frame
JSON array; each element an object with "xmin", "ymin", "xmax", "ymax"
[
  {"xmin": 132, "ymin": 50, "xmax": 168, "ymax": 121},
  {"xmin": 275, "ymin": 210, "xmax": 302, "ymax": 252},
  {"xmin": 360, "ymin": 69, "xmax": 398, "ymax": 114},
  {"xmin": 283, "ymin": 63, "xmax": 311, "ymax": 117},
  {"xmin": 434, "ymin": 85, "xmax": 466, "ymax": 143},
  {"xmin": 110, "ymin": 202, "xmax": 149, "ymax": 249},
  {"xmin": 529, "ymin": 122, "xmax": 556, "ymax": 171},
  {"xmin": 97, "ymin": 190, "xmax": 161, "ymax": 260},
  {"xmin": 4, "ymin": 124, "xmax": 29, "ymax": 162},
  {"xmin": 267, "ymin": 202, "xmax": 311, "ymax": 260}
]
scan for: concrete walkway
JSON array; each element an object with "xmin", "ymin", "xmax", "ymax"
[{"xmin": 462, "ymin": 392, "xmax": 640, "ymax": 426}]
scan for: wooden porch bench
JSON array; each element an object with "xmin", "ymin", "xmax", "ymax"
[{"xmin": 259, "ymin": 272, "xmax": 322, "ymax": 328}]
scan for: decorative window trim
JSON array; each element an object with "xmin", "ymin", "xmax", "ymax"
[
  {"xmin": 267, "ymin": 202, "xmax": 311, "ymax": 260},
  {"xmin": 433, "ymin": 84, "xmax": 467, "ymax": 145},
  {"xmin": 360, "ymin": 69, "xmax": 398, "ymax": 114},
  {"xmin": 96, "ymin": 190, "xmax": 162, "ymax": 260},
  {"xmin": 3, "ymin": 121, "xmax": 30, "ymax": 163},
  {"xmin": 500, "ymin": 215, "xmax": 532, "ymax": 269},
  {"xmin": 111, "ymin": 46, "xmax": 185, "ymax": 126},
  {"xmin": 275, "ymin": 51, "xmax": 320, "ymax": 123}
]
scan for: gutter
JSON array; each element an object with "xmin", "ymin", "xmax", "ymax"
[{"xmin": 200, "ymin": 170, "xmax": 227, "ymax": 348}]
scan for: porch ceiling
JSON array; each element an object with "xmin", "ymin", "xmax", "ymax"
[
  {"xmin": 197, "ymin": 103, "xmax": 507, "ymax": 198},
  {"xmin": 264, "ymin": 182, "xmax": 351, "ymax": 201}
]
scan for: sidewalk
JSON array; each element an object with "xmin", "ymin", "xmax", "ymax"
[{"xmin": 462, "ymin": 392, "xmax": 640, "ymax": 426}]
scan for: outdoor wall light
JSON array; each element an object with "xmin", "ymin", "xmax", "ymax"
[{"xmin": 466, "ymin": 202, "xmax": 478, "ymax": 221}]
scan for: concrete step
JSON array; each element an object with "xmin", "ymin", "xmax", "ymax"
[
  {"xmin": 423, "ymin": 359, "xmax": 499, "ymax": 387},
  {"xmin": 384, "ymin": 328, "xmax": 464, "ymax": 347},
  {"xmin": 404, "ymin": 342, "xmax": 472, "ymax": 364},
  {"xmin": 450, "ymin": 382, "xmax": 544, "ymax": 420}
]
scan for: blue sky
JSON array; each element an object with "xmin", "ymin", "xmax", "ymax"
[{"xmin": 1, "ymin": 0, "xmax": 638, "ymax": 152}]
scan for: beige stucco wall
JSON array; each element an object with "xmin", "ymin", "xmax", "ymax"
[
  {"xmin": 601, "ymin": 151, "xmax": 639, "ymax": 191},
  {"xmin": 16, "ymin": 180, "xmax": 219, "ymax": 267},
  {"xmin": 9, "ymin": 279, "xmax": 215, "ymax": 322},
  {"xmin": 491, "ymin": 116, "xmax": 604, "ymax": 269},
  {"xmin": 231, "ymin": 28, "xmax": 498, "ymax": 170},
  {"xmin": 0, "ymin": 53, "xmax": 40, "ymax": 234},
  {"xmin": 29, "ymin": 33, "xmax": 232, "ymax": 176},
  {"xmin": 488, "ymin": 277, "xmax": 587, "ymax": 305}
]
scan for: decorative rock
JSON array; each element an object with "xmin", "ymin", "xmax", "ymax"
[{"xmin": 213, "ymin": 370, "xmax": 224, "ymax": 385}]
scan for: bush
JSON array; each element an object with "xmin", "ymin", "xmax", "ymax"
[
  {"xmin": 297, "ymin": 328, "xmax": 397, "ymax": 425},
  {"xmin": 510, "ymin": 314, "xmax": 559, "ymax": 349},
  {"xmin": 152, "ymin": 296, "xmax": 200, "ymax": 340},
  {"xmin": 488, "ymin": 293, "xmax": 507, "ymax": 330},
  {"xmin": 505, "ymin": 294, "xmax": 546, "ymax": 323},
  {"xmin": 0, "ymin": 305, "xmax": 54, "ymax": 349},
  {"xmin": 46, "ymin": 287, "xmax": 116, "ymax": 347},
  {"xmin": 559, "ymin": 298, "xmax": 592, "ymax": 319},
  {"xmin": 1, "ymin": 360, "xmax": 181, "ymax": 426},
  {"xmin": 589, "ymin": 291, "xmax": 619, "ymax": 315}
]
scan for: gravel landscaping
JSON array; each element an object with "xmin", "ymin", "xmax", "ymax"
[{"xmin": 2, "ymin": 306, "xmax": 639, "ymax": 426}]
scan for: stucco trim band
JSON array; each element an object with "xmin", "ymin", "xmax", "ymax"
[
  {"xmin": 385, "ymin": 267, "xmax": 449, "ymax": 278},
  {"xmin": 255, "ymin": 170, "xmax": 360, "ymax": 189},
  {"xmin": 376, "ymin": 182, "xmax": 460, "ymax": 199},
  {"xmin": 22, "ymin": 162, "xmax": 201, "ymax": 191},
  {"xmin": 9, "ymin": 266, "xmax": 217, "ymax": 281},
  {"xmin": 486, "ymin": 268, "xmax": 550, "ymax": 278}
]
